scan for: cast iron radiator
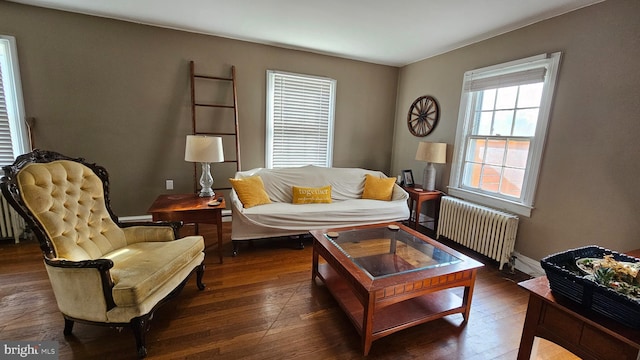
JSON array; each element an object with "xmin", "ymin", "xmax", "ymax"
[{"xmin": 437, "ymin": 196, "xmax": 518, "ymax": 270}]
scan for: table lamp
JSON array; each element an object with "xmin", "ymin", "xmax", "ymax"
[
  {"xmin": 415, "ymin": 142, "xmax": 446, "ymax": 191},
  {"xmin": 185, "ymin": 135, "xmax": 224, "ymax": 197}
]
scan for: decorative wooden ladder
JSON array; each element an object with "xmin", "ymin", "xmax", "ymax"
[{"xmin": 189, "ymin": 61, "xmax": 241, "ymax": 199}]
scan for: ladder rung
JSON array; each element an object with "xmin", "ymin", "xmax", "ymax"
[
  {"xmin": 196, "ymin": 132, "xmax": 237, "ymax": 136},
  {"xmin": 195, "ymin": 103, "xmax": 235, "ymax": 108},
  {"xmin": 194, "ymin": 74, "xmax": 233, "ymax": 81}
]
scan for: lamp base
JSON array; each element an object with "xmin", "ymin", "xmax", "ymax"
[
  {"xmin": 198, "ymin": 162, "xmax": 215, "ymax": 197},
  {"xmin": 198, "ymin": 189, "xmax": 215, "ymax": 198},
  {"xmin": 422, "ymin": 163, "xmax": 437, "ymax": 191}
]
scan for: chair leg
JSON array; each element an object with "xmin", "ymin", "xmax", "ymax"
[
  {"xmin": 196, "ymin": 263, "xmax": 205, "ymax": 290},
  {"xmin": 63, "ymin": 318, "xmax": 74, "ymax": 335},
  {"xmin": 131, "ymin": 315, "xmax": 151, "ymax": 358}
]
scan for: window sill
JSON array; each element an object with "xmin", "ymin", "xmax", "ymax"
[{"xmin": 447, "ymin": 187, "xmax": 532, "ymax": 217}]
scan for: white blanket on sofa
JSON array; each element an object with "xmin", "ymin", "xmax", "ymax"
[{"xmin": 230, "ymin": 165, "xmax": 409, "ymax": 240}]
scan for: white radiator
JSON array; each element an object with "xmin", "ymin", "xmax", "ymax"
[
  {"xmin": 0, "ymin": 193, "xmax": 25, "ymax": 243},
  {"xmin": 437, "ymin": 196, "xmax": 518, "ymax": 270}
]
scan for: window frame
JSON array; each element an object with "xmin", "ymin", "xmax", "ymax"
[
  {"xmin": 0, "ymin": 35, "xmax": 29, "ymax": 171},
  {"xmin": 265, "ymin": 70, "xmax": 336, "ymax": 169},
  {"xmin": 449, "ymin": 52, "xmax": 561, "ymax": 217}
]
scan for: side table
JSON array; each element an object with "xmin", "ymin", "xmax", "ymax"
[
  {"xmin": 517, "ymin": 248, "xmax": 640, "ymax": 360},
  {"xmin": 147, "ymin": 193, "xmax": 225, "ymax": 263},
  {"xmin": 401, "ymin": 185, "xmax": 444, "ymax": 232}
]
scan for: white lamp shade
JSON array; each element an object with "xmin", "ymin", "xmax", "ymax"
[
  {"xmin": 415, "ymin": 142, "xmax": 447, "ymax": 164},
  {"xmin": 185, "ymin": 135, "xmax": 224, "ymax": 163}
]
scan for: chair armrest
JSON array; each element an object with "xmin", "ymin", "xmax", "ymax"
[
  {"xmin": 121, "ymin": 224, "xmax": 178, "ymax": 244},
  {"xmin": 44, "ymin": 257, "xmax": 117, "ymax": 312},
  {"xmin": 120, "ymin": 220, "xmax": 182, "ymax": 233},
  {"xmin": 122, "ymin": 226, "xmax": 177, "ymax": 245},
  {"xmin": 44, "ymin": 257, "xmax": 114, "ymax": 270}
]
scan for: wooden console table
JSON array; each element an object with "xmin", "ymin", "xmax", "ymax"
[
  {"xmin": 517, "ymin": 248, "xmax": 640, "ymax": 360},
  {"xmin": 147, "ymin": 193, "xmax": 225, "ymax": 263},
  {"xmin": 401, "ymin": 185, "xmax": 443, "ymax": 232}
]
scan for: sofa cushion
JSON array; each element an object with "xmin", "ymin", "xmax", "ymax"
[
  {"xmin": 362, "ymin": 174, "xmax": 396, "ymax": 201},
  {"xmin": 229, "ymin": 175, "xmax": 272, "ymax": 208},
  {"xmin": 292, "ymin": 185, "xmax": 332, "ymax": 204},
  {"xmin": 104, "ymin": 236, "xmax": 204, "ymax": 307}
]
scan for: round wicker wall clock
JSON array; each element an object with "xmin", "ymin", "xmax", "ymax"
[{"xmin": 407, "ymin": 95, "xmax": 439, "ymax": 137}]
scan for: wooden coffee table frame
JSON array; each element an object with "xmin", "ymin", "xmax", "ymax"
[{"xmin": 311, "ymin": 222, "xmax": 483, "ymax": 355}]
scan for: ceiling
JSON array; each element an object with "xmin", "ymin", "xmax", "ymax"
[{"xmin": 10, "ymin": 0, "xmax": 604, "ymax": 66}]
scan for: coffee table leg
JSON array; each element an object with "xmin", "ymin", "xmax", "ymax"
[
  {"xmin": 362, "ymin": 295, "xmax": 375, "ymax": 355},
  {"xmin": 312, "ymin": 246, "xmax": 319, "ymax": 282},
  {"xmin": 461, "ymin": 271, "xmax": 478, "ymax": 323}
]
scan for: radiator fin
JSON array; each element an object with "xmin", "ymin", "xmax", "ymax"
[
  {"xmin": 0, "ymin": 192, "xmax": 25, "ymax": 243},
  {"xmin": 437, "ymin": 196, "xmax": 518, "ymax": 270}
]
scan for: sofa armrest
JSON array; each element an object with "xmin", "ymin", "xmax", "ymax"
[
  {"xmin": 391, "ymin": 184, "xmax": 409, "ymax": 201},
  {"xmin": 44, "ymin": 257, "xmax": 117, "ymax": 316},
  {"xmin": 229, "ymin": 189, "xmax": 245, "ymax": 212}
]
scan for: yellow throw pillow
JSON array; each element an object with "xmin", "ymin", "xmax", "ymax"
[
  {"xmin": 362, "ymin": 174, "xmax": 396, "ymax": 201},
  {"xmin": 292, "ymin": 185, "xmax": 332, "ymax": 204},
  {"xmin": 229, "ymin": 176, "xmax": 272, "ymax": 208}
]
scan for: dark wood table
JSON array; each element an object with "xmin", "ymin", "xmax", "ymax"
[
  {"xmin": 311, "ymin": 222, "xmax": 483, "ymax": 355},
  {"xmin": 401, "ymin": 185, "xmax": 443, "ymax": 232},
  {"xmin": 517, "ymin": 248, "xmax": 640, "ymax": 360},
  {"xmin": 147, "ymin": 193, "xmax": 226, "ymax": 263}
]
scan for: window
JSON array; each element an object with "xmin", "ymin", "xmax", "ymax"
[
  {"xmin": 266, "ymin": 70, "xmax": 336, "ymax": 168},
  {"xmin": 449, "ymin": 53, "xmax": 561, "ymax": 217},
  {"xmin": 0, "ymin": 35, "xmax": 29, "ymax": 169}
]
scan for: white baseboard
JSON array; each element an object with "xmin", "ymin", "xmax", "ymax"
[
  {"xmin": 513, "ymin": 251, "xmax": 545, "ymax": 277},
  {"xmin": 119, "ymin": 209, "xmax": 232, "ymax": 223}
]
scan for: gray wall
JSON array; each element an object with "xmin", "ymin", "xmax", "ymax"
[
  {"xmin": 2, "ymin": 1, "xmax": 638, "ymax": 262},
  {"xmin": 391, "ymin": 0, "xmax": 640, "ymax": 260},
  {"xmin": 0, "ymin": 2, "xmax": 398, "ymax": 216}
]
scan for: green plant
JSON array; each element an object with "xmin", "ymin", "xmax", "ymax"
[{"xmin": 593, "ymin": 267, "xmax": 615, "ymax": 286}]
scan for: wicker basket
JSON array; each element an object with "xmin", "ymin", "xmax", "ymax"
[{"xmin": 540, "ymin": 245, "xmax": 640, "ymax": 328}]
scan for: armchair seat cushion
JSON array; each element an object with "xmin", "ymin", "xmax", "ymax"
[{"xmin": 104, "ymin": 236, "xmax": 204, "ymax": 307}]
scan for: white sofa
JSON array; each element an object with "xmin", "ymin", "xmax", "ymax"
[{"xmin": 230, "ymin": 165, "xmax": 410, "ymax": 254}]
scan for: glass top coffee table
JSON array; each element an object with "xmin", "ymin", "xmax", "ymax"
[{"xmin": 311, "ymin": 222, "xmax": 484, "ymax": 355}]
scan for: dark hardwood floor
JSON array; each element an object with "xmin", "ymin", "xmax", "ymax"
[{"xmin": 0, "ymin": 222, "xmax": 576, "ymax": 359}]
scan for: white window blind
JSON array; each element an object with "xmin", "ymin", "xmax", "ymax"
[
  {"xmin": 464, "ymin": 68, "xmax": 547, "ymax": 92},
  {"xmin": 266, "ymin": 70, "xmax": 336, "ymax": 168},
  {"xmin": 0, "ymin": 35, "xmax": 29, "ymax": 170},
  {"xmin": 0, "ymin": 59, "xmax": 13, "ymax": 165}
]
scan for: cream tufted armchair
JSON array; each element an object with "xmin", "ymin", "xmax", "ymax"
[{"xmin": 1, "ymin": 150, "xmax": 206, "ymax": 358}]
